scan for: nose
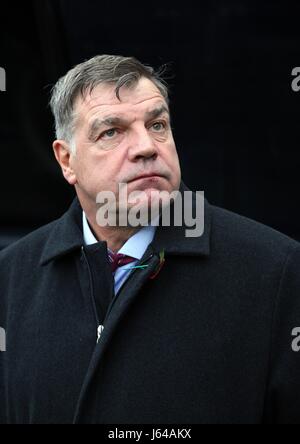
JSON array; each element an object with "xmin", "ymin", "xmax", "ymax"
[{"xmin": 127, "ymin": 126, "xmax": 158, "ymax": 162}]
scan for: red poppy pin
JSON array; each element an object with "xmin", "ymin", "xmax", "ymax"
[{"xmin": 149, "ymin": 249, "xmax": 166, "ymax": 280}]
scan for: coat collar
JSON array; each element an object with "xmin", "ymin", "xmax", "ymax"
[{"xmin": 40, "ymin": 181, "xmax": 211, "ymax": 266}]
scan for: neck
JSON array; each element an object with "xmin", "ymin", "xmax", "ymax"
[{"xmin": 84, "ymin": 210, "xmax": 141, "ymax": 253}]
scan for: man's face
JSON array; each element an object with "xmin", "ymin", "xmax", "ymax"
[{"xmin": 67, "ymin": 77, "xmax": 181, "ymax": 215}]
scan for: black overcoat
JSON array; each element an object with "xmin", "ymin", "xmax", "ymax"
[{"xmin": 0, "ymin": 183, "xmax": 300, "ymax": 424}]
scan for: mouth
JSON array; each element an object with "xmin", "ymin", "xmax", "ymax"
[{"xmin": 129, "ymin": 174, "xmax": 165, "ymax": 183}]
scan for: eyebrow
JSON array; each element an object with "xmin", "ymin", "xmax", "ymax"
[
  {"xmin": 145, "ymin": 105, "xmax": 170, "ymax": 120},
  {"xmin": 87, "ymin": 105, "xmax": 170, "ymax": 141}
]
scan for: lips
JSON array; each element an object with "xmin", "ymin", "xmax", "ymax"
[{"xmin": 129, "ymin": 173, "xmax": 164, "ymax": 182}]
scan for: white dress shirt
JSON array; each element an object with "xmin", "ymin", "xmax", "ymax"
[{"xmin": 82, "ymin": 212, "xmax": 157, "ymax": 295}]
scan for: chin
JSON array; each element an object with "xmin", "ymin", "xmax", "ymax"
[{"xmin": 130, "ymin": 188, "xmax": 174, "ymax": 215}]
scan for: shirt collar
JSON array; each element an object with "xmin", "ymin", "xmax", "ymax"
[{"xmin": 82, "ymin": 211, "xmax": 157, "ymax": 261}]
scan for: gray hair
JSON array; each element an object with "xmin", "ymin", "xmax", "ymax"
[{"xmin": 50, "ymin": 55, "xmax": 169, "ymax": 153}]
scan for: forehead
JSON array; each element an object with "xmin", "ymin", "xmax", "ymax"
[{"xmin": 74, "ymin": 77, "xmax": 167, "ymax": 124}]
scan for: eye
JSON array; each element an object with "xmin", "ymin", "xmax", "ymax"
[
  {"xmin": 100, "ymin": 128, "xmax": 118, "ymax": 139},
  {"xmin": 151, "ymin": 121, "xmax": 166, "ymax": 132}
]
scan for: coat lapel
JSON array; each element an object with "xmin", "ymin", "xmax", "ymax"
[{"xmin": 39, "ymin": 197, "xmax": 85, "ymax": 266}]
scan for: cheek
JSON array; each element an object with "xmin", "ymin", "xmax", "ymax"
[
  {"xmin": 73, "ymin": 157, "xmax": 91, "ymax": 183},
  {"xmin": 164, "ymin": 143, "xmax": 181, "ymax": 186},
  {"xmin": 84, "ymin": 153, "xmax": 125, "ymax": 192},
  {"xmin": 163, "ymin": 141, "xmax": 180, "ymax": 168},
  {"xmin": 72, "ymin": 153, "xmax": 100, "ymax": 188}
]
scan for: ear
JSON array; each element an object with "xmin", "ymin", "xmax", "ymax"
[{"xmin": 53, "ymin": 140, "xmax": 77, "ymax": 186}]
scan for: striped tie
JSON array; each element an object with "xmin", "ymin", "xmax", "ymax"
[{"xmin": 108, "ymin": 251, "xmax": 136, "ymax": 273}]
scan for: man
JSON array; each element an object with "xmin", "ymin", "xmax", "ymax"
[{"xmin": 0, "ymin": 55, "xmax": 300, "ymax": 424}]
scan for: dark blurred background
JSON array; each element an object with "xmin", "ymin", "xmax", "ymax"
[{"xmin": 1, "ymin": 0, "xmax": 300, "ymax": 249}]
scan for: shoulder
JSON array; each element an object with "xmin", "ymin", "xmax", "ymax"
[
  {"xmin": 0, "ymin": 219, "xmax": 59, "ymax": 269},
  {"xmin": 0, "ymin": 197, "xmax": 82, "ymax": 270},
  {"xmin": 209, "ymin": 202, "xmax": 300, "ymax": 263}
]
